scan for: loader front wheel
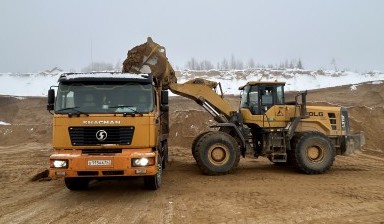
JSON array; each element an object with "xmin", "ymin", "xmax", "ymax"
[
  {"xmin": 194, "ymin": 131, "xmax": 240, "ymax": 175},
  {"xmin": 192, "ymin": 131, "xmax": 212, "ymax": 161},
  {"xmin": 292, "ymin": 132, "xmax": 335, "ymax": 174}
]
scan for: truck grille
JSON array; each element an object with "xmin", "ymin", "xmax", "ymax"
[
  {"xmin": 81, "ymin": 148, "xmax": 122, "ymax": 155},
  {"xmin": 69, "ymin": 126, "xmax": 134, "ymax": 146}
]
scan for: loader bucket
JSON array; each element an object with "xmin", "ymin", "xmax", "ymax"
[
  {"xmin": 343, "ymin": 131, "xmax": 365, "ymax": 155},
  {"xmin": 122, "ymin": 37, "xmax": 177, "ymax": 89}
]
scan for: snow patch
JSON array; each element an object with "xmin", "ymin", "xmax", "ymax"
[
  {"xmin": 350, "ymin": 85, "xmax": 358, "ymax": 91},
  {"xmin": 14, "ymin": 96, "xmax": 26, "ymax": 100},
  {"xmin": 371, "ymin": 81, "xmax": 383, "ymax": 85},
  {"xmin": 0, "ymin": 121, "xmax": 11, "ymax": 125},
  {"xmin": 1, "ymin": 69, "xmax": 383, "ymax": 96}
]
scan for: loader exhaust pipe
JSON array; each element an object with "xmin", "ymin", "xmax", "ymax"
[
  {"xmin": 301, "ymin": 90, "xmax": 308, "ymax": 118},
  {"xmin": 295, "ymin": 90, "xmax": 308, "ymax": 118}
]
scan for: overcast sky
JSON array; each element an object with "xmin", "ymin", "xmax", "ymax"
[{"xmin": 1, "ymin": 0, "xmax": 383, "ymax": 73}]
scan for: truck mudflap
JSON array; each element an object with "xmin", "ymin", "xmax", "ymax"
[{"xmin": 344, "ymin": 131, "xmax": 365, "ymax": 155}]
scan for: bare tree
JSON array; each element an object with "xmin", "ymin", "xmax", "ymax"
[
  {"xmin": 81, "ymin": 62, "xmax": 114, "ymax": 72},
  {"xmin": 221, "ymin": 58, "xmax": 229, "ymax": 70},
  {"xmin": 297, "ymin": 58, "xmax": 303, "ymax": 69},
  {"xmin": 289, "ymin": 60, "xmax": 294, "ymax": 69},
  {"xmin": 236, "ymin": 60, "xmax": 244, "ymax": 70},
  {"xmin": 331, "ymin": 57, "xmax": 338, "ymax": 71},
  {"xmin": 186, "ymin": 58, "xmax": 215, "ymax": 70},
  {"xmin": 200, "ymin": 60, "xmax": 214, "ymax": 70},
  {"xmin": 115, "ymin": 59, "xmax": 122, "ymax": 71},
  {"xmin": 230, "ymin": 54, "xmax": 236, "ymax": 69},
  {"xmin": 247, "ymin": 58, "xmax": 255, "ymax": 68},
  {"xmin": 186, "ymin": 57, "xmax": 199, "ymax": 70}
]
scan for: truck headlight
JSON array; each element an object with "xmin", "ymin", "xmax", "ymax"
[
  {"xmin": 50, "ymin": 159, "xmax": 68, "ymax": 168},
  {"xmin": 132, "ymin": 157, "xmax": 155, "ymax": 167}
]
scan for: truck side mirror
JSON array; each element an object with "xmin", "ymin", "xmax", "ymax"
[
  {"xmin": 161, "ymin": 104, "xmax": 169, "ymax": 112},
  {"xmin": 47, "ymin": 89, "xmax": 55, "ymax": 111},
  {"xmin": 161, "ymin": 90, "xmax": 168, "ymax": 105}
]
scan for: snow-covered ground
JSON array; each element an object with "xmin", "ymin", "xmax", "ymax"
[
  {"xmin": 177, "ymin": 69, "xmax": 384, "ymax": 94},
  {"xmin": 0, "ymin": 69, "xmax": 383, "ymax": 96}
]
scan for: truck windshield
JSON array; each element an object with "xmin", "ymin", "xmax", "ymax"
[{"xmin": 55, "ymin": 82, "xmax": 154, "ymax": 114}]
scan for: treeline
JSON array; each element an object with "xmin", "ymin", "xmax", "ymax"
[
  {"xmin": 185, "ymin": 55, "xmax": 303, "ymax": 70},
  {"xmin": 81, "ymin": 61, "xmax": 122, "ymax": 73},
  {"xmin": 79, "ymin": 56, "xmax": 304, "ymax": 73}
]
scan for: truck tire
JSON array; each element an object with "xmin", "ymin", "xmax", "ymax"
[
  {"xmin": 194, "ymin": 131, "xmax": 240, "ymax": 175},
  {"xmin": 144, "ymin": 154, "xmax": 163, "ymax": 190},
  {"xmin": 64, "ymin": 177, "xmax": 89, "ymax": 191},
  {"xmin": 162, "ymin": 141, "xmax": 169, "ymax": 169},
  {"xmin": 192, "ymin": 131, "xmax": 212, "ymax": 161},
  {"xmin": 292, "ymin": 132, "xmax": 335, "ymax": 174}
]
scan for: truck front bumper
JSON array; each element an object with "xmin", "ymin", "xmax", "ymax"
[{"xmin": 49, "ymin": 150, "xmax": 158, "ymax": 178}]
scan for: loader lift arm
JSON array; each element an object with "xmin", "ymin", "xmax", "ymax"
[
  {"xmin": 169, "ymin": 81, "xmax": 234, "ymax": 123},
  {"xmin": 122, "ymin": 37, "xmax": 237, "ymax": 123},
  {"xmin": 123, "ymin": 37, "xmax": 250, "ymax": 155}
]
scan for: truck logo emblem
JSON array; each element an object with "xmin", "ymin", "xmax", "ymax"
[{"xmin": 96, "ymin": 130, "xmax": 108, "ymax": 141}]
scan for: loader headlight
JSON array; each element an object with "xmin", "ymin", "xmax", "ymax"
[
  {"xmin": 132, "ymin": 157, "xmax": 155, "ymax": 167},
  {"xmin": 50, "ymin": 159, "xmax": 68, "ymax": 168}
]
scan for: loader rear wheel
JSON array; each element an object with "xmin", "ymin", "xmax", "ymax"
[
  {"xmin": 64, "ymin": 178, "xmax": 90, "ymax": 191},
  {"xmin": 194, "ymin": 131, "xmax": 240, "ymax": 175},
  {"xmin": 292, "ymin": 132, "xmax": 335, "ymax": 174},
  {"xmin": 192, "ymin": 131, "xmax": 212, "ymax": 161}
]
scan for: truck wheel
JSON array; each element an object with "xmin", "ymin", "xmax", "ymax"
[
  {"xmin": 194, "ymin": 131, "xmax": 240, "ymax": 175},
  {"xmin": 192, "ymin": 131, "xmax": 212, "ymax": 161},
  {"xmin": 162, "ymin": 141, "xmax": 169, "ymax": 169},
  {"xmin": 64, "ymin": 177, "xmax": 89, "ymax": 191},
  {"xmin": 144, "ymin": 154, "xmax": 163, "ymax": 190},
  {"xmin": 292, "ymin": 132, "xmax": 335, "ymax": 174}
]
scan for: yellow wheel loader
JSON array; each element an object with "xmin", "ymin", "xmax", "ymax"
[
  {"xmin": 123, "ymin": 37, "xmax": 364, "ymax": 175},
  {"xmin": 169, "ymin": 79, "xmax": 363, "ymax": 175}
]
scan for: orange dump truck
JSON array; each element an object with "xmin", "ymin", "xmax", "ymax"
[{"xmin": 47, "ymin": 72, "xmax": 169, "ymax": 190}]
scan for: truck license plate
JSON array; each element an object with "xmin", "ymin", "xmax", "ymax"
[{"xmin": 88, "ymin": 160, "xmax": 112, "ymax": 166}]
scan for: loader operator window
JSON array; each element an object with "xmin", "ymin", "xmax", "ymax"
[
  {"xmin": 261, "ymin": 87, "xmax": 274, "ymax": 112},
  {"xmin": 240, "ymin": 85, "xmax": 260, "ymax": 115},
  {"xmin": 276, "ymin": 85, "xmax": 284, "ymax": 105},
  {"xmin": 240, "ymin": 84, "xmax": 284, "ymax": 115},
  {"xmin": 55, "ymin": 82, "xmax": 154, "ymax": 114}
]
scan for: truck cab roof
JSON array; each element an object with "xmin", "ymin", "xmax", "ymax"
[{"xmin": 58, "ymin": 72, "xmax": 153, "ymax": 84}]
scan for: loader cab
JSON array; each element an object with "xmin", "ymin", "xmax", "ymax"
[{"xmin": 239, "ymin": 82, "xmax": 285, "ymax": 115}]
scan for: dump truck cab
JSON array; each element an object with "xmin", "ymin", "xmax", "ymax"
[{"xmin": 47, "ymin": 72, "xmax": 169, "ymax": 190}]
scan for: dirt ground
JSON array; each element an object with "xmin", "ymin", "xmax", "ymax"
[{"xmin": 0, "ymin": 82, "xmax": 383, "ymax": 224}]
